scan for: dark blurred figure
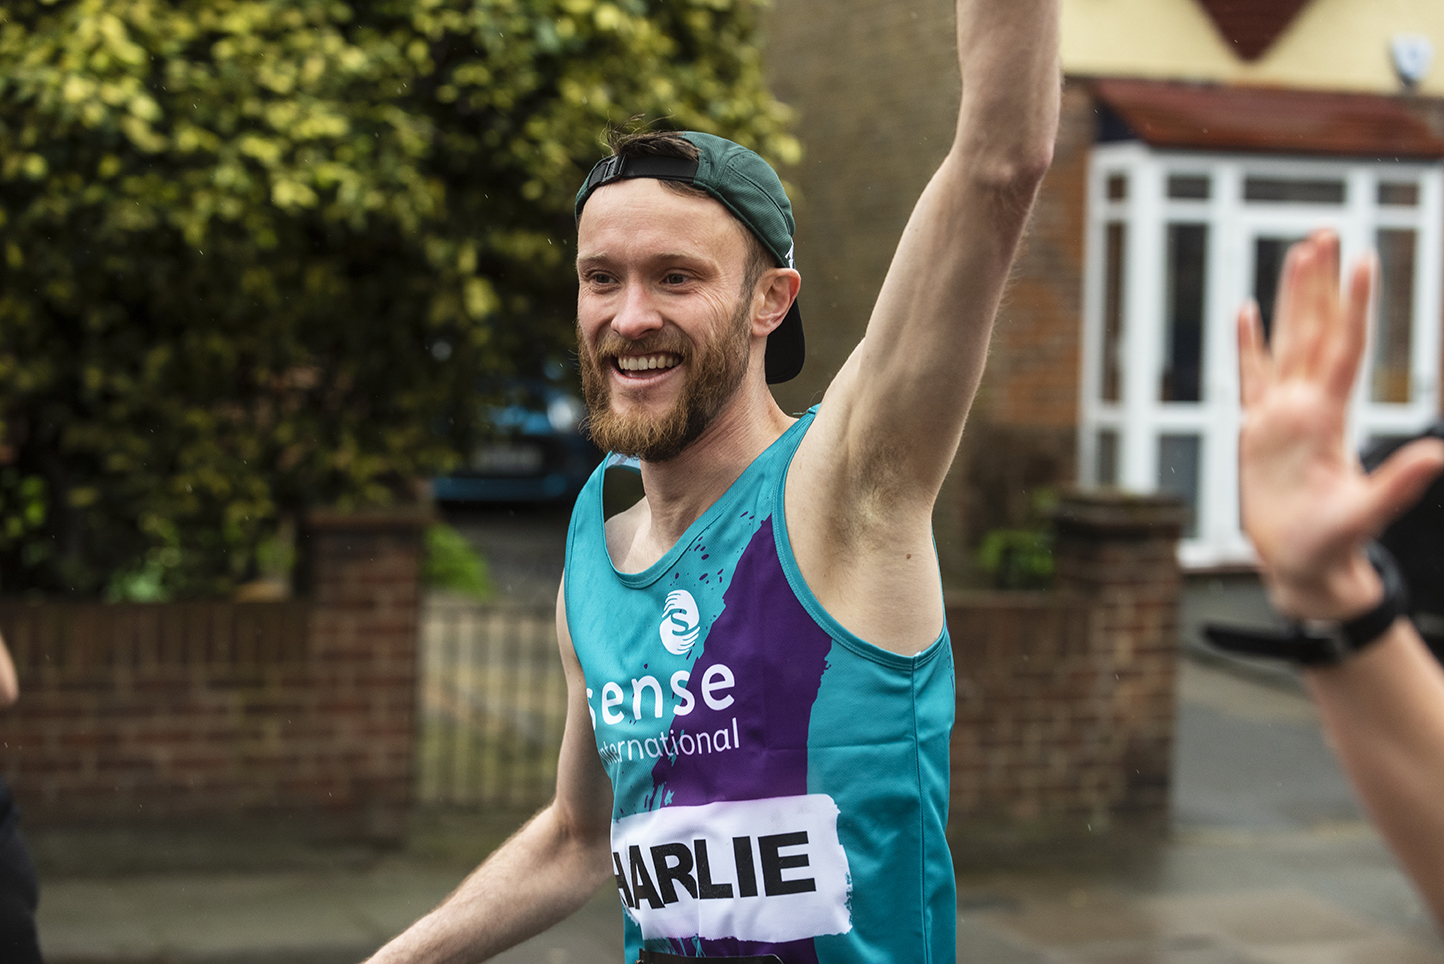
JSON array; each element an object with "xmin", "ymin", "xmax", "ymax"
[
  {"xmin": 0, "ymin": 633, "xmax": 42, "ymax": 963},
  {"xmin": 1362, "ymin": 423, "xmax": 1444, "ymax": 662}
]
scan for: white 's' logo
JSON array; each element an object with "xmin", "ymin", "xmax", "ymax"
[{"xmin": 659, "ymin": 590, "xmax": 701, "ymax": 655}]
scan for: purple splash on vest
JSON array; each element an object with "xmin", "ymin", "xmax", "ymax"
[{"xmin": 649, "ymin": 517, "xmax": 834, "ymax": 963}]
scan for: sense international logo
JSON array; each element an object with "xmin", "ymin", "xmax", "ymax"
[{"xmin": 659, "ymin": 590, "xmax": 701, "ymax": 655}]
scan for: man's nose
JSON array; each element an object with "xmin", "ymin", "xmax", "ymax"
[{"xmin": 610, "ymin": 283, "xmax": 664, "ymax": 341}]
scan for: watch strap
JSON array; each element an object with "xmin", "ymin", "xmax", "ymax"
[
  {"xmin": 1203, "ymin": 542, "xmax": 1409, "ymax": 666},
  {"xmin": 1203, "ymin": 623, "xmax": 1345, "ymax": 666},
  {"xmin": 1337, "ymin": 541, "xmax": 1409, "ymax": 649}
]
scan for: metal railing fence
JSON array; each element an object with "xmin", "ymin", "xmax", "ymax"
[{"xmin": 417, "ymin": 599, "xmax": 566, "ymax": 808}]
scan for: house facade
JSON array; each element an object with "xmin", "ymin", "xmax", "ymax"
[{"xmin": 766, "ymin": 0, "xmax": 1444, "ymax": 577}]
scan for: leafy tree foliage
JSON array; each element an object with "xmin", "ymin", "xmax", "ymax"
[{"xmin": 0, "ymin": 0, "xmax": 796, "ymax": 597}]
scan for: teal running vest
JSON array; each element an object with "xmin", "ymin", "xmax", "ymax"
[{"xmin": 564, "ymin": 408, "xmax": 956, "ymax": 963}]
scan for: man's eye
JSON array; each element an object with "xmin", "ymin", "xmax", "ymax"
[
  {"xmin": 663, "ymin": 272, "xmax": 688, "ymax": 285},
  {"xmin": 589, "ymin": 272, "xmax": 616, "ymax": 285}
]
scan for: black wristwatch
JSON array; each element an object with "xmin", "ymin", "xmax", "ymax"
[{"xmin": 1204, "ymin": 543, "xmax": 1410, "ymax": 666}]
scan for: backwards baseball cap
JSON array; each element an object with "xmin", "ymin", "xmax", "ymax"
[{"xmin": 574, "ymin": 131, "xmax": 804, "ymax": 384}]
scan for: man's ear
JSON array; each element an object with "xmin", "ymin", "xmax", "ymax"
[{"xmin": 752, "ymin": 268, "xmax": 802, "ymax": 338}]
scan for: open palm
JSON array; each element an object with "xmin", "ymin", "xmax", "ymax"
[{"xmin": 1238, "ymin": 231, "xmax": 1444, "ymax": 619}]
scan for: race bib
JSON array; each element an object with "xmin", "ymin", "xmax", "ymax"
[{"xmin": 610, "ymin": 795, "xmax": 853, "ymax": 943}]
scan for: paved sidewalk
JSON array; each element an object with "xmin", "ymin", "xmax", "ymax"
[
  {"xmin": 41, "ymin": 865, "xmax": 621, "ymax": 963},
  {"xmin": 35, "ymin": 658, "xmax": 1444, "ymax": 963},
  {"xmin": 956, "ymin": 828, "xmax": 1444, "ymax": 963}
]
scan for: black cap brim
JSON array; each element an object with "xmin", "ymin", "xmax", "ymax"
[{"xmin": 764, "ymin": 299, "xmax": 805, "ymax": 384}]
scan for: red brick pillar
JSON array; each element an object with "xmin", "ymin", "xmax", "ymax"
[
  {"xmin": 303, "ymin": 508, "xmax": 430, "ymax": 841},
  {"xmin": 947, "ymin": 491, "xmax": 1186, "ymax": 858},
  {"xmin": 1050, "ymin": 490, "xmax": 1187, "ymax": 831}
]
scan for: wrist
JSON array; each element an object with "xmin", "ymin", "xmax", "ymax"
[
  {"xmin": 1208, "ymin": 543, "xmax": 1408, "ymax": 667},
  {"xmin": 1264, "ymin": 548, "xmax": 1384, "ymax": 622}
]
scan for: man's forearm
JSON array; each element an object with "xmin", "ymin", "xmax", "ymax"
[
  {"xmin": 365, "ymin": 803, "xmax": 612, "ymax": 964},
  {"xmin": 1305, "ymin": 624, "xmax": 1444, "ymax": 926},
  {"xmin": 954, "ymin": 0, "xmax": 1060, "ymax": 180}
]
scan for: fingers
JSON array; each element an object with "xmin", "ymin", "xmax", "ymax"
[
  {"xmin": 1301, "ymin": 231, "xmax": 1340, "ymax": 376},
  {"xmin": 1269, "ymin": 241, "xmax": 1305, "ymax": 371},
  {"xmin": 1237, "ymin": 299, "xmax": 1270, "ymax": 409},
  {"xmin": 1274, "ymin": 230, "xmax": 1340, "ymax": 380},
  {"xmin": 1323, "ymin": 254, "xmax": 1374, "ymax": 400},
  {"xmin": 1252, "ymin": 231, "xmax": 1371, "ymax": 409},
  {"xmin": 1362, "ymin": 437, "xmax": 1444, "ymax": 536}
]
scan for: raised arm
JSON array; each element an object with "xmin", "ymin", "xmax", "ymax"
[
  {"xmin": 786, "ymin": 0, "xmax": 1059, "ymax": 654},
  {"xmin": 1236, "ymin": 231, "xmax": 1444, "ymax": 926},
  {"xmin": 801, "ymin": 0, "xmax": 1060, "ymax": 501},
  {"xmin": 364, "ymin": 585, "xmax": 614, "ymax": 963}
]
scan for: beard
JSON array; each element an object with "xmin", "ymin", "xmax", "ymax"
[{"xmin": 577, "ymin": 295, "xmax": 753, "ymax": 463}]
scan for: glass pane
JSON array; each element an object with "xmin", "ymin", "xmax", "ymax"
[
  {"xmin": 1157, "ymin": 434, "xmax": 1201, "ymax": 539},
  {"xmin": 1253, "ymin": 235, "xmax": 1304, "ymax": 342},
  {"xmin": 1100, "ymin": 222, "xmax": 1126, "ymax": 402},
  {"xmin": 1096, "ymin": 429, "xmax": 1119, "ymax": 487},
  {"xmin": 1107, "ymin": 174, "xmax": 1128, "ymax": 201},
  {"xmin": 1243, "ymin": 177, "xmax": 1346, "ymax": 204},
  {"xmin": 1372, "ymin": 228, "xmax": 1416, "ymax": 403},
  {"xmin": 1167, "ymin": 175, "xmax": 1210, "ymax": 200},
  {"xmin": 1162, "ymin": 224, "xmax": 1207, "ymax": 402},
  {"xmin": 1378, "ymin": 182, "xmax": 1420, "ymax": 207},
  {"xmin": 1366, "ymin": 435, "xmax": 1413, "ymax": 457}
]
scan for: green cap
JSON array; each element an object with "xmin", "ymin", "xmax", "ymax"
[{"xmin": 575, "ymin": 132, "xmax": 804, "ymax": 384}]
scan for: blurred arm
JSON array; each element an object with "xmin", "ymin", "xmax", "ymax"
[
  {"xmin": 363, "ymin": 584, "xmax": 613, "ymax": 963},
  {"xmin": 1236, "ymin": 231, "xmax": 1444, "ymax": 927},
  {"xmin": 1304, "ymin": 630, "xmax": 1444, "ymax": 925},
  {"xmin": 0, "ymin": 632, "xmax": 17, "ymax": 707}
]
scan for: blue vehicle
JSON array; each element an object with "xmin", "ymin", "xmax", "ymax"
[{"xmin": 433, "ymin": 380, "xmax": 601, "ymax": 504}]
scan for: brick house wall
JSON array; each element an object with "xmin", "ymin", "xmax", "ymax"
[{"xmin": 0, "ymin": 509, "xmax": 427, "ymax": 840}]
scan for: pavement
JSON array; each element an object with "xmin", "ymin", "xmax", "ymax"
[{"xmin": 31, "ymin": 558, "xmax": 1444, "ymax": 964}]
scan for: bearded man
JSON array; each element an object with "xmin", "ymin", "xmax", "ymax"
[{"xmin": 367, "ymin": 0, "xmax": 1060, "ymax": 960}]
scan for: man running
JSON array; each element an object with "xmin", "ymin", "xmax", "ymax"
[{"xmin": 368, "ymin": 0, "xmax": 1059, "ymax": 959}]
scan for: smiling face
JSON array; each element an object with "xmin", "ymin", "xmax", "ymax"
[{"xmin": 575, "ymin": 178, "xmax": 765, "ymax": 462}]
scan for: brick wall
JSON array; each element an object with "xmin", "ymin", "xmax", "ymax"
[
  {"xmin": 0, "ymin": 508, "xmax": 427, "ymax": 840},
  {"xmin": 948, "ymin": 491, "xmax": 1185, "ymax": 844}
]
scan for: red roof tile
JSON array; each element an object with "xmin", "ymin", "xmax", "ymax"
[
  {"xmin": 1196, "ymin": 0, "xmax": 1310, "ymax": 61},
  {"xmin": 1092, "ymin": 78, "xmax": 1444, "ymax": 159}
]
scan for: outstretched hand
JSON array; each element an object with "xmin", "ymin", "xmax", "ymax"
[{"xmin": 1238, "ymin": 230, "xmax": 1444, "ymax": 620}]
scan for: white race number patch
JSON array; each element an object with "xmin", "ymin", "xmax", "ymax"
[{"xmin": 610, "ymin": 795, "xmax": 852, "ymax": 943}]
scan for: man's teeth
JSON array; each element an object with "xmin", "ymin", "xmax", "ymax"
[{"xmin": 617, "ymin": 353, "xmax": 680, "ymax": 372}]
